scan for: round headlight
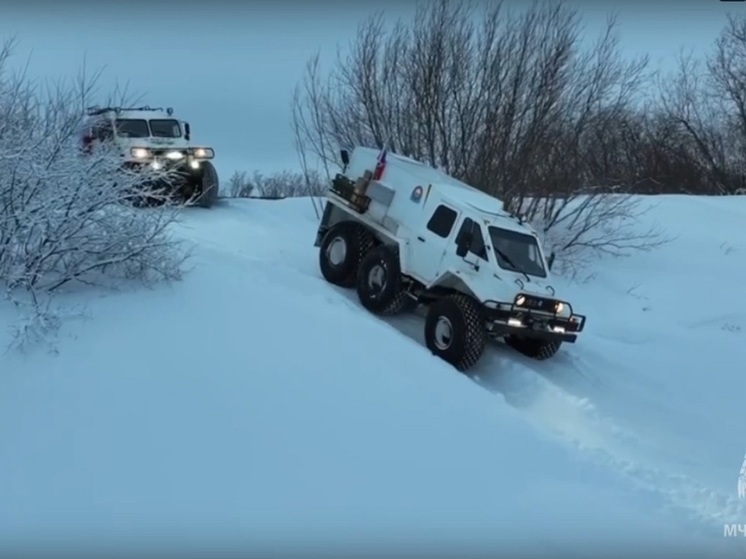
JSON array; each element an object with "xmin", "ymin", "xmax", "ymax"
[
  {"xmin": 554, "ymin": 302, "xmax": 564, "ymax": 313},
  {"xmin": 515, "ymin": 295, "xmax": 526, "ymax": 306},
  {"xmin": 131, "ymin": 147, "xmax": 150, "ymax": 159},
  {"xmin": 193, "ymin": 147, "xmax": 214, "ymax": 158}
]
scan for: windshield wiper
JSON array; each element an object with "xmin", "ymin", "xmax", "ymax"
[{"xmin": 494, "ymin": 246, "xmax": 531, "ymax": 282}]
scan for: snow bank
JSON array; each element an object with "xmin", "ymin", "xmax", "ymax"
[{"xmin": 1, "ymin": 195, "xmax": 744, "ymax": 558}]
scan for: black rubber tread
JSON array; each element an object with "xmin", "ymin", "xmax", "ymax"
[
  {"xmin": 319, "ymin": 222, "xmax": 376, "ymax": 287},
  {"xmin": 424, "ymin": 293, "xmax": 486, "ymax": 372},
  {"xmin": 356, "ymin": 244, "xmax": 407, "ymax": 315},
  {"xmin": 505, "ymin": 335, "xmax": 562, "ymax": 360},
  {"xmin": 195, "ymin": 161, "xmax": 219, "ymax": 208}
]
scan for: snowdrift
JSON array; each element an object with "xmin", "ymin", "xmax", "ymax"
[{"xmin": 1, "ymin": 195, "xmax": 745, "ymax": 558}]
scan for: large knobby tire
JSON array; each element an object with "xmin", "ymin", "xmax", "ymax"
[
  {"xmin": 505, "ymin": 335, "xmax": 562, "ymax": 361},
  {"xmin": 319, "ymin": 222, "xmax": 376, "ymax": 287},
  {"xmin": 425, "ymin": 294, "xmax": 486, "ymax": 372},
  {"xmin": 356, "ymin": 245, "xmax": 411, "ymax": 316},
  {"xmin": 195, "ymin": 161, "xmax": 219, "ymax": 208}
]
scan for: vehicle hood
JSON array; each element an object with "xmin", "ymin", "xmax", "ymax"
[{"xmin": 497, "ymin": 269, "xmax": 560, "ymax": 299}]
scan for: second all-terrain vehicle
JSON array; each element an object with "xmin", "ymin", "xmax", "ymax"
[
  {"xmin": 80, "ymin": 105, "xmax": 219, "ymax": 207},
  {"xmin": 314, "ymin": 146, "xmax": 587, "ymax": 371}
]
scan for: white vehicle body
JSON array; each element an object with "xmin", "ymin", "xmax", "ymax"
[
  {"xmin": 344, "ymin": 148, "xmax": 558, "ymax": 300},
  {"xmin": 314, "ymin": 146, "xmax": 587, "ymax": 370}
]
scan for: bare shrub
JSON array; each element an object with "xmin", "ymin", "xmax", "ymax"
[
  {"xmin": 228, "ymin": 169, "xmax": 326, "ymax": 199},
  {"xmin": 520, "ymin": 192, "xmax": 671, "ymax": 278},
  {"xmin": 291, "ymin": 0, "xmax": 668, "ymax": 272},
  {"xmin": 0, "ymin": 39, "xmax": 188, "ymax": 348},
  {"xmin": 228, "ymin": 170, "xmax": 254, "ymax": 198},
  {"xmin": 658, "ymin": 15, "xmax": 746, "ymax": 196}
]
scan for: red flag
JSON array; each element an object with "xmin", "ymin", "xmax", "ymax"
[{"xmin": 373, "ymin": 148, "xmax": 387, "ymax": 180}]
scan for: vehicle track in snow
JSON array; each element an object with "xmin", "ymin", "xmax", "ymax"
[
  {"xmin": 328, "ymin": 286, "xmax": 746, "ymax": 541},
  {"xmin": 181, "ymin": 199, "xmax": 746, "ymax": 551}
]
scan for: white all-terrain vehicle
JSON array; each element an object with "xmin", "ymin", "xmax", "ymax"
[
  {"xmin": 80, "ymin": 105, "xmax": 219, "ymax": 207},
  {"xmin": 314, "ymin": 146, "xmax": 587, "ymax": 371}
]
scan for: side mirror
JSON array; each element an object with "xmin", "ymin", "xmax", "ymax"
[
  {"xmin": 547, "ymin": 251, "xmax": 556, "ymax": 271},
  {"xmin": 183, "ymin": 122, "xmax": 191, "ymax": 141},
  {"xmin": 340, "ymin": 149, "xmax": 350, "ymax": 166}
]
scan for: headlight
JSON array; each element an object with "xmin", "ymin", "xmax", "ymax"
[
  {"xmin": 193, "ymin": 147, "xmax": 214, "ymax": 159},
  {"xmin": 165, "ymin": 150, "xmax": 185, "ymax": 160},
  {"xmin": 554, "ymin": 302, "xmax": 564, "ymax": 314},
  {"xmin": 131, "ymin": 147, "xmax": 151, "ymax": 159},
  {"xmin": 515, "ymin": 295, "xmax": 526, "ymax": 306}
]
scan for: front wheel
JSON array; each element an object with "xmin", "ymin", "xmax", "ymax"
[
  {"xmin": 424, "ymin": 294, "xmax": 486, "ymax": 372},
  {"xmin": 195, "ymin": 161, "xmax": 219, "ymax": 208}
]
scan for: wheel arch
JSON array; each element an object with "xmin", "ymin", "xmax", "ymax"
[{"xmin": 422, "ymin": 272, "xmax": 482, "ymax": 304}]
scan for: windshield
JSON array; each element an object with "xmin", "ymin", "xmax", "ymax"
[
  {"xmin": 150, "ymin": 119, "xmax": 182, "ymax": 138},
  {"xmin": 488, "ymin": 226, "xmax": 547, "ymax": 278},
  {"xmin": 115, "ymin": 119, "xmax": 149, "ymax": 138}
]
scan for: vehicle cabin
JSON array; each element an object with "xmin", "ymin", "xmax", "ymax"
[
  {"xmin": 81, "ymin": 106, "xmax": 191, "ymax": 151},
  {"xmin": 323, "ymin": 147, "xmax": 551, "ymax": 286}
]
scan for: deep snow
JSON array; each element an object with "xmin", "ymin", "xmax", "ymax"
[{"xmin": 1, "ymin": 195, "xmax": 745, "ymax": 558}]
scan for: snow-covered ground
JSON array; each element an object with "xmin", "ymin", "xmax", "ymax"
[{"xmin": 1, "ymin": 194, "xmax": 745, "ymax": 558}]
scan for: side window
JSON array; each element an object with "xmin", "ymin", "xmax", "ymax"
[
  {"xmin": 455, "ymin": 218, "xmax": 488, "ymax": 260},
  {"xmin": 426, "ymin": 205, "xmax": 457, "ymax": 238}
]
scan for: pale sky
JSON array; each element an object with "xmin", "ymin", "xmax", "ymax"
[{"xmin": 0, "ymin": 0, "xmax": 738, "ymax": 180}]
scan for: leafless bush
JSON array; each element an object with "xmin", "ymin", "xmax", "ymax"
[
  {"xmin": 657, "ymin": 15, "xmax": 746, "ymax": 196},
  {"xmin": 291, "ymin": 0, "xmax": 667, "ymax": 271},
  {"xmin": 228, "ymin": 169, "xmax": 326, "ymax": 199},
  {"xmin": 520, "ymin": 191, "xmax": 671, "ymax": 278},
  {"xmin": 0, "ymin": 39, "xmax": 188, "ymax": 347},
  {"xmin": 228, "ymin": 170, "xmax": 254, "ymax": 197}
]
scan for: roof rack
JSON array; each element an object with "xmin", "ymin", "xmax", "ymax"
[{"xmin": 85, "ymin": 105, "xmax": 174, "ymax": 116}]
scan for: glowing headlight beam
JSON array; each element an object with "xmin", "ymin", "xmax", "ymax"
[
  {"xmin": 131, "ymin": 147, "xmax": 150, "ymax": 159},
  {"xmin": 193, "ymin": 147, "xmax": 214, "ymax": 159}
]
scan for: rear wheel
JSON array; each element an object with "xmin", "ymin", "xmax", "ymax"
[
  {"xmin": 505, "ymin": 335, "xmax": 562, "ymax": 360},
  {"xmin": 319, "ymin": 221, "xmax": 376, "ymax": 287},
  {"xmin": 424, "ymin": 294, "xmax": 486, "ymax": 372}
]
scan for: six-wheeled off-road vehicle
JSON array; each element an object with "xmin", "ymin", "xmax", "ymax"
[{"xmin": 314, "ymin": 146, "xmax": 587, "ymax": 371}]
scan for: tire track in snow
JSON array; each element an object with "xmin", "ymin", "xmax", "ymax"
[
  {"xmin": 180, "ymin": 199, "xmax": 746, "ymax": 545},
  {"xmin": 331, "ymin": 286, "xmax": 744, "ymax": 533},
  {"xmin": 331, "ymin": 287, "xmax": 746, "ymax": 537},
  {"xmin": 474, "ymin": 350, "xmax": 746, "ymax": 539}
]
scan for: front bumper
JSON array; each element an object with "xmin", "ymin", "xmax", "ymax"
[
  {"xmin": 124, "ymin": 146, "xmax": 214, "ymax": 175},
  {"xmin": 124, "ymin": 158, "xmax": 206, "ymax": 175},
  {"xmin": 482, "ymin": 297, "xmax": 586, "ymax": 343}
]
